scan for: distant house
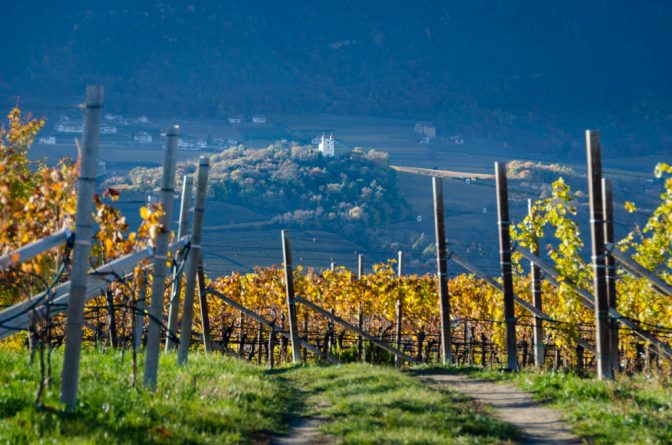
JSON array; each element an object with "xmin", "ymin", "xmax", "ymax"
[
  {"xmin": 419, "ymin": 136, "xmax": 431, "ymax": 145},
  {"xmin": 137, "ymin": 115, "xmax": 149, "ymax": 124},
  {"xmin": 227, "ymin": 138, "xmax": 238, "ymax": 145},
  {"xmin": 101, "ymin": 125, "xmax": 117, "ymax": 135},
  {"xmin": 318, "ymin": 133, "xmax": 335, "ymax": 157},
  {"xmin": 96, "ymin": 161, "xmax": 107, "ymax": 178},
  {"xmin": 228, "ymin": 117, "xmax": 242, "ymax": 124},
  {"xmin": 414, "ymin": 121, "xmax": 436, "ymax": 139},
  {"xmin": 39, "ymin": 136, "xmax": 56, "ymax": 145},
  {"xmin": 196, "ymin": 139, "xmax": 208, "ymax": 149},
  {"xmin": 134, "ymin": 132, "xmax": 153, "ymax": 144},
  {"xmin": 449, "ymin": 135, "xmax": 464, "ymax": 145},
  {"xmin": 252, "ymin": 115, "xmax": 267, "ymax": 124},
  {"xmin": 55, "ymin": 122, "xmax": 83, "ymax": 133}
]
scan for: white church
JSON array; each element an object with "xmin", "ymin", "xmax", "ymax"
[{"xmin": 318, "ymin": 133, "xmax": 335, "ymax": 157}]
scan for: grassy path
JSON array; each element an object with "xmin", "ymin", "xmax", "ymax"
[{"xmin": 278, "ymin": 364, "xmax": 518, "ymax": 444}]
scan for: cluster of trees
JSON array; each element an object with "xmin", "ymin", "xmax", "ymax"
[{"xmin": 127, "ymin": 142, "xmax": 412, "ymax": 238}]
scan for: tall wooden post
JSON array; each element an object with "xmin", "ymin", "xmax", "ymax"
[
  {"xmin": 395, "ymin": 250, "xmax": 404, "ymax": 368},
  {"xmin": 357, "ymin": 254, "xmax": 365, "ymax": 362},
  {"xmin": 282, "ymin": 230, "xmax": 302, "ymax": 363},
  {"xmin": 60, "ymin": 85, "xmax": 104, "ymax": 408},
  {"xmin": 165, "ymin": 175, "xmax": 193, "ymax": 351},
  {"xmin": 197, "ymin": 260, "xmax": 212, "ymax": 352},
  {"xmin": 433, "ymin": 177, "xmax": 452, "ymax": 365},
  {"xmin": 602, "ymin": 178, "xmax": 619, "ymax": 371},
  {"xmin": 144, "ymin": 124, "xmax": 179, "ymax": 387},
  {"xmin": 177, "ymin": 157, "xmax": 209, "ymax": 365},
  {"xmin": 494, "ymin": 162, "xmax": 518, "ymax": 371},
  {"xmin": 134, "ymin": 269, "xmax": 147, "ymax": 350},
  {"xmin": 586, "ymin": 131, "xmax": 614, "ymax": 380},
  {"xmin": 528, "ymin": 200, "xmax": 544, "ymax": 367}
]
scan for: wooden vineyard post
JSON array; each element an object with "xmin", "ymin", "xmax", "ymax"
[
  {"xmin": 144, "ymin": 124, "xmax": 179, "ymax": 387},
  {"xmin": 165, "ymin": 175, "xmax": 193, "ymax": 351},
  {"xmin": 197, "ymin": 260, "xmax": 212, "ymax": 352},
  {"xmin": 268, "ymin": 320, "xmax": 276, "ymax": 369},
  {"xmin": 282, "ymin": 230, "xmax": 302, "ymax": 363},
  {"xmin": 357, "ymin": 254, "xmax": 365, "ymax": 362},
  {"xmin": 586, "ymin": 131, "xmax": 614, "ymax": 380},
  {"xmin": 134, "ymin": 269, "xmax": 147, "ymax": 350},
  {"xmin": 602, "ymin": 178, "xmax": 619, "ymax": 371},
  {"xmin": 395, "ymin": 250, "xmax": 404, "ymax": 368},
  {"xmin": 528, "ymin": 200, "xmax": 545, "ymax": 367},
  {"xmin": 60, "ymin": 85, "xmax": 104, "ymax": 408},
  {"xmin": 177, "ymin": 157, "xmax": 209, "ymax": 365},
  {"xmin": 494, "ymin": 162, "xmax": 518, "ymax": 371},
  {"xmin": 432, "ymin": 177, "xmax": 453, "ymax": 365}
]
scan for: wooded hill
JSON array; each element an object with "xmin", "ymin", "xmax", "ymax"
[{"xmin": 118, "ymin": 143, "xmax": 412, "ymax": 238}]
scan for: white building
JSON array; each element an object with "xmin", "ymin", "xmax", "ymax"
[
  {"xmin": 137, "ymin": 115, "xmax": 149, "ymax": 124},
  {"xmin": 96, "ymin": 161, "xmax": 107, "ymax": 178},
  {"xmin": 228, "ymin": 117, "xmax": 242, "ymax": 125},
  {"xmin": 318, "ymin": 133, "xmax": 335, "ymax": 157},
  {"xmin": 55, "ymin": 122, "xmax": 83, "ymax": 133},
  {"xmin": 39, "ymin": 136, "xmax": 56, "ymax": 145},
  {"xmin": 414, "ymin": 121, "xmax": 436, "ymax": 139},
  {"xmin": 252, "ymin": 115, "xmax": 267, "ymax": 124},
  {"xmin": 134, "ymin": 132, "xmax": 153, "ymax": 144},
  {"xmin": 101, "ymin": 125, "xmax": 117, "ymax": 135}
]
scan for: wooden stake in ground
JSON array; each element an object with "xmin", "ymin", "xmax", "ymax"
[
  {"xmin": 165, "ymin": 175, "xmax": 193, "ymax": 351},
  {"xmin": 144, "ymin": 125, "xmax": 179, "ymax": 387},
  {"xmin": 282, "ymin": 230, "xmax": 302, "ymax": 364},
  {"xmin": 357, "ymin": 254, "xmax": 366, "ymax": 362},
  {"xmin": 432, "ymin": 177, "xmax": 452, "ymax": 365},
  {"xmin": 494, "ymin": 162, "xmax": 518, "ymax": 371},
  {"xmin": 197, "ymin": 260, "xmax": 212, "ymax": 352},
  {"xmin": 586, "ymin": 131, "xmax": 614, "ymax": 380},
  {"xmin": 177, "ymin": 157, "xmax": 209, "ymax": 365},
  {"xmin": 395, "ymin": 250, "xmax": 404, "ymax": 368},
  {"xmin": 134, "ymin": 269, "xmax": 147, "ymax": 350},
  {"xmin": 602, "ymin": 178, "xmax": 620, "ymax": 371},
  {"xmin": 528, "ymin": 200, "xmax": 545, "ymax": 367},
  {"xmin": 60, "ymin": 85, "xmax": 104, "ymax": 409}
]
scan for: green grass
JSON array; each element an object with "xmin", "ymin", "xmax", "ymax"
[
  {"xmin": 0, "ymin": 349, "xmax": 293, "ymax": 444},
  {"xmin": 280, "ymin": 363, "xmax": 518, "ymax": 444},
  {"xmin": 449, "ymin": 366, "xmax": 672, "ymax": 445}
]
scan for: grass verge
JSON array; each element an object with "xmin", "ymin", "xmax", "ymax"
[
  {"xmin": 0, "ymin": 349, "xmax": 293, "ymax": 444},
  {"xmin": 450, "ymin": 366, "xmax": 672, "ymax": 445},
  {"xmin": 280, "ymin": 363, "xmax": 518, "ymax": 444}
]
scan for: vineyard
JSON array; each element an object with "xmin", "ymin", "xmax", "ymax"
[{"xmin": 0, "ymin": 86, "xmax": 671, "ymax": 442}]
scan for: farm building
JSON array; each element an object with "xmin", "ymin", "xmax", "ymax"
[{"xmin": 414, "ymin": 121, "xmax": 436, "ymax": 139}]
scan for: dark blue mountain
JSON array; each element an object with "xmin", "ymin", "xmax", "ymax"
[{"xmin": 2, "ymin": 0, "xmax": 671, "ymax": 155}]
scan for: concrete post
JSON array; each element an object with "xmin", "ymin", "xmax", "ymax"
[
  {"xmin": 165, "ymin": 176, "xmax": 193, "ymax": 351},
  {"xmin": 177, "ymin": 157, "xmax": 209, "ymax": 365},
  {"xmin": 143, "ymin": 125, "xmax": 179, "ymax": 387},
  {"xmin": 60, "ymin": 85, "xmax": 104, "ymax": 409}
]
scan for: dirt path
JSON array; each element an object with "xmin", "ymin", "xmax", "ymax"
[
  {"xmin": 270, "ymin": 416, "xmax": 333, "ymax": 445},
  {"xmin": 419, "ymin": 373, "xmax": 581, "ymax": 445}
]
